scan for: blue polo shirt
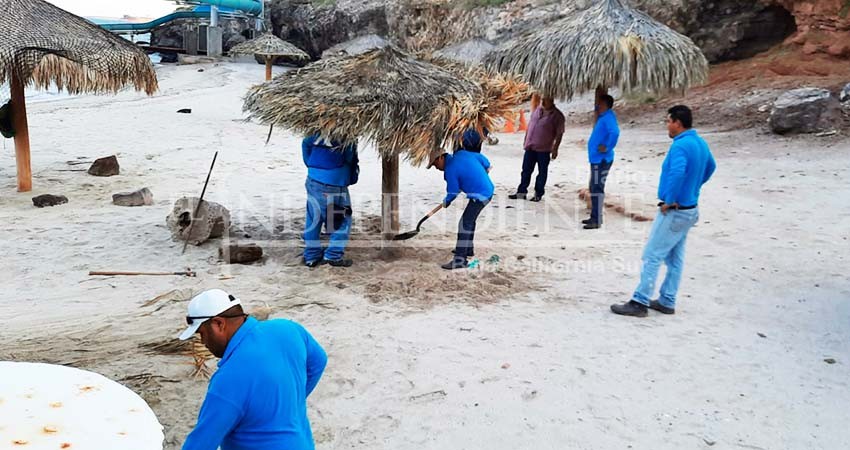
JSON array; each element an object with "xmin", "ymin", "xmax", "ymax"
[
  {"xmin": 182, "ymin": 317, "xmax": 328, "ymax": 450},
  {"xmin": 302, "ymin": 134, "xmax": 358, "ymax": 187},
  {"xmin": 443, "ymin": 150, "xmax": 494, "ymax": 206},
  {"xmin": 657, "ymin": 129, "xmax": 717, "ymax": 206},
  {"xmin": 587, "ymin": 110, "xmax": 620, "ymax": 164}
]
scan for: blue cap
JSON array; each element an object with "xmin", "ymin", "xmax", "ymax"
[{"xmin": 461, "ymin": 129, "xmax": 482, "ymax": 151}]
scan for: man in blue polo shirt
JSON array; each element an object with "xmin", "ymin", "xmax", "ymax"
[
  {"xmin": 179, "ymin": 289, "xmax": 327, "ymax": 450},
  {"xmin": 429, "ymin": 149, "xmax": 494, "ymax": 270},
  {"xmin": 583, "ymin": 94, "xmax": 620, "ymax": 229},
  {"xmin": 611, "ymin": 105, "xmax": 716, "ymax": 317},
  {"xmin": 302, "ymin": 133, "xmax": 359, "ymax": 268}
]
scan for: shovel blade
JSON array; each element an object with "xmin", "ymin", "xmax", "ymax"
[{"xmin": 392, "ymin": 230, "xmax": 419, "ymax": 241}]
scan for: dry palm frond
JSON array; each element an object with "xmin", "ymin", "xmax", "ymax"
[
  {"xmin": 0, "ymin": 0, "xmax": 157, "ymax": 94},
  {"xmin": 191, "ymin": 339, "xmax": 214, "ymax": 379},
  {"xmin": 229, "ymin": 33, "xmax": 309, "ymax": 60},
  {"xmin": 140, "ymin": 336, "xmax": 214, "ymax": 379},
  {"xmin": 485, "ymin": 0, "xmax": 708, "ymax": 99},
  {"xmin": 140, "ymin": 338, "xmax": 191, "ymax": 355},
  {"xmin": 244, "ymin": 46, "xmax": 529, "ymax": 165}
]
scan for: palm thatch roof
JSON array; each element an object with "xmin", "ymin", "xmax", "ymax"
[
  {"xmin": 229, "ymin": 33, "xmax": 309, "ymax": 60},
  {"xmin": 485, "ymin": 0, "xmax": 708, "ymax": 99},
  {"xmin": 0, "ymin": 0, "xmax": 157, "ymax": 94},
  {"xmin": 244, "ymin": 46, "xmax": 529, "ymax": 166},
  {"xmin": 434, "ymin": 39, "xmax": 495, "ymax": 65}
]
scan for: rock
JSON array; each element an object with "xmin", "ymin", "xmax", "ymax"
[
  {"xmin": 219, "ymin": 243, "xmax": 263, "ymax": 264},
  {"xmin": 224, "ymin": 33, "xmax": 247, "ymax": 51},
  {"xmin": 264, "ymin": 0, "xmax": 802, "ymax": 64},
  {"xmin": 827, "ymin": 41, "xmax": 850, "ymax": 58},
  {"xmin": 824, "ymin": 358, "xmax": 836, "ymax": 364},
  {"xmin": 177, "ymin": 108, "xmax": 192, "ymax": 114},
  {"xmin": 32, "ymin": 194, "xmax": 68, "ymax": 208},
  {"xmin": 840, "ymin": 83, "xmax": 850, "ymax": 103},
  {"xmin": 768, "ymin": 88, "xmax": 841, "ymax": 134},
  {"xmin": 87, "ymin": 155, "xmax": 119, "ymax": 177},
  {"xmin": 166, "ymin": 197, "xmax": 231, "ymax": 246},
  {"xmin": 801, "ymin": 42, "xmax": 820, "ymax": 55},
  {"xmin": 112, "ymin": 188, "xmax": 153, "ymax": 207},
  {"xmin": 321, "ymin": 34, "xmax": 389, "ymax": 58},
  {"xmin": 159, "ymin": 52, "xmax": 178, "ymax": 63}
]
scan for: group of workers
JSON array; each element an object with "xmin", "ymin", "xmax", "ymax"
[{"xmin": 175, "ymin": 99, "xmax": 716, "ymax": 449}]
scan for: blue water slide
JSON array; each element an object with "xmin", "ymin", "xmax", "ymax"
[
  {"xmin": 98, "ymin": 0, "xmax": 262, "ymax": 33},
  {"xmin": 99, "ymin": 11, "xmax": 209, "ymax": 33}
]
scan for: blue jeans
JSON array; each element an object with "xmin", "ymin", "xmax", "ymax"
[
  {"xmin": 453, "ymin": 199, "xmax": 489, "ymax": 262},
  {"xmin": 517, "ymin": 150, "xmax": 551, "ymax": 197},
  {"xmin": 589, "ymin": 160, "xmax": 613, "ymax": 224},
  {"xmin": 304, "ymin": 178, "xmax": 352, "ymax": 263},
  {"xmin": 632, "ymin": 208, "xmax": 699, "ymax": 308}
]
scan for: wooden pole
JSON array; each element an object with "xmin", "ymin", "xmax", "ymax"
[
  {"xmin": 264, "ymin": 56, "xmax": 273, "ymax": 81},
  {"xmin": 11, "ymin": 70, "xmax": 32, "ymax": 192},
  {"xmin": 381, "ymin": 153, "xmax": 400, "ymax": 245}
]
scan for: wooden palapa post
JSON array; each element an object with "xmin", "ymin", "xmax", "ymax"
[
  {"xmin": 11, "ymin": 69, "xmax": 32, "ymax": 192},
  {"xmin": 264, "ymin": 56, "xmax": 273, "ymax": 81},
  {"xmin": 381, "ymin": 153, "xmax": 400, "ymax": 253}
]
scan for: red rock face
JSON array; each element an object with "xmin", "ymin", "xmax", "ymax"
[{"xmin": 774, "ymin": 0, "xmax": 850, "ymax": 58}]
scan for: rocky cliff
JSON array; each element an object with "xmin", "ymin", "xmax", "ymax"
[{"xmin": 267, "ymin": 0, "xmax": 848, "ymax": 62}]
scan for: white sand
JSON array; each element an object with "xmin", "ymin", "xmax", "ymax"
[{"xmin": 1, "ymin": 62, "xmax": 849, "ymax": 449}]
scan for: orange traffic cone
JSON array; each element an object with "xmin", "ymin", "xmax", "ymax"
[{"xmin": 518, "ymin": 110, "xmax": 528, "ymax": 132}]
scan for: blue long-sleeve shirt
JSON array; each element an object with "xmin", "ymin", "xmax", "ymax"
[
  {"xmin": 443, "ymin": 150, "xmax": 494, "ymax": 206},
  {"xmin": 182, "ymin": 317, "xmax": 328, "ymax": 450},
  {"xmin": 657, "ymin": 129, "xmax": 717, "ymax": 206},
  {"xmin": 587, "ymin": 110, "xmax": 620, "ymax": 164},
  {"xmin": 302, "ymin": 134, "xmax": 358, "ymax": 187}
]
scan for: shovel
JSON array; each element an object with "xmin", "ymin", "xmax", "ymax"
[{"xmin": 393, "ymin": 204, "xmax": 444, "ymax": 240}]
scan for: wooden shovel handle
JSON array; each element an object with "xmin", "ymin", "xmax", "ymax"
[
  {"xmin": 415, "ymin": 204, "xmax": 444, "ymax": 232},
  {"xmin": 425, "ymin": 203, "xmax": 444, "ymax": 218}
]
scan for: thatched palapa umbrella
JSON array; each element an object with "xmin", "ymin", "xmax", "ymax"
[
  {"xmin": 229, "ymin": 33, "xmax": 309, "ymax": 81},
  {"xmin": 485, "ymin": 0, "xmax": 708, "ymax": 106},
  {"xmin": 244, "ymin": 46, "xmax": 528, "ymax": 242},
  {"xmin": 0, "ymin": 0, "xmax": 157, "ymax": 192}
]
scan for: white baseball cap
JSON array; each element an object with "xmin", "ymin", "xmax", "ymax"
[{"xmin": 178, "ymin": 289, "xmax": 242, "ymax": 340}]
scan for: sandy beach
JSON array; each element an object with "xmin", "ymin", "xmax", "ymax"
[{"xmin": 1, "ymin": 61, "xmax": 849, "ymax": 449}]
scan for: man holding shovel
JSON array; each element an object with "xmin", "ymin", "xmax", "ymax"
[{"xmin": 428, "ymin": 148, "xmax": 494, "ymax": 270}]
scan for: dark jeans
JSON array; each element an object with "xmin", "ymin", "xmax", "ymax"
[
  {"xmin": 589, "ymin": 160, "xmax": 613, "ymax": 224},
  {"xmin": 453, "ymin": 199, "xmax": 489, "ymax": 261},
  {"xmin": 517, "ymin": 150, "xmax": 551, "ymax": 197}
]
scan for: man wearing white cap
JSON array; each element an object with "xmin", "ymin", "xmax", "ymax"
[{"xmin": 179, "ymin": 289, "xmax": 327, "ymax": 450}]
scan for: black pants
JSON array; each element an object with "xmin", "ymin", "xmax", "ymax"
[
  {"xmin": 589, "ymin": 160, "xmax": 613, "ymax": 224},
  {"xmin": 453, "ymin": 199, "xmax": 489, "ymax": 261},
  {"xmin": 517, "ymin": 150, "xmax": 551, "ymax": 197}
]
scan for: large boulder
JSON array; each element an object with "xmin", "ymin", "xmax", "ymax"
[
  {"xmin": 166, "ymin": 197, "xmax": 231, "ymax": 246},
  {"xmin": 113, "ymin": 188, "xmax": 154, "ymax": 207},
  {"xmin": 768, "ymin": 88, "xmax": 841, "ymax": 134},
  {"xmin": 88, "ymin": 155, "xmax": 120, "ymax": 177}
]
